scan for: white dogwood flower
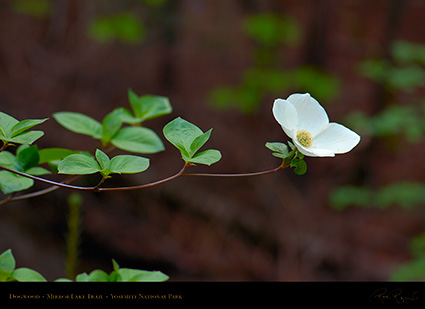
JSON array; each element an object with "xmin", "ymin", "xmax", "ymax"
[{"xmin": 273, "ymin": 93, "xmax": 360, "ymax": 157}]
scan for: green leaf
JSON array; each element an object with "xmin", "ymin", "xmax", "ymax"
[
  {"xmin": 0, "ymin": 145, "xmax": 49, "ymax": 177},
  {"xmin": 14, "ymin": 145, "xmax": 39, "ymax": 172},
  {"xmin": 187, "ymin": 149, "xmax": 222, "ymax": 166},
  {"xmin": 11, "ymin": 268, "xmax": 47, "ymax": 282},
  {"xmin": 38, "ymin": 148, "xmax": 81, "ymax": 174},
  {"xmin": 7, "ymin": 131, "xmax": 45, "ymax": 145},
  {"xmin": 265, "ymin": 142, "xmax": 288, "ymax": 153},
  {"xmin": 60, "ymin": 259, "xmax": 169, "ymax": 282},
  {"xmin": 0, "ymin": 113, "xmax": 45, "ymax": 145},
  {"xmin": 295, "ymin": 150, "xmax": 304, "ymax": 160},
  {"xmin": 0, "ymin": 112, "xmax": 47, "ymax": 145},
  {"xmin": 0, "ymin": 171, "xmax": 34, "ymax": 194},
  {"xmin": 163, "ymin": 117, "xmax": 221, "ymax": 165},
  {"xmin": 119, "ymin": 108, "xmax": 140, "ymax": 124},
  {"xmin": 112, "ymin": 259, "xmax": 120, "ymax": 272},
  {"xmin": 111, "ymin": 257, "xmax": 169, "ymax": 282},
  {"xmin": 10, "ymin": 118, "xmax": 48, "ymax": 138},
  {"xmin": 0, "ymin": 151, "xmax": 16, "ymax": 167},
  {"xmin": 54, "ymin": 278, "xmax": 73, "ymax": 282},
  {"xmin": 272, "ymin": 152, "xmax": 290, "ymax": 159},
  {"xmin": 0, "ymin": 145, "xmax": 43, "ymax": 193},
  {"xmin": 163, "ymin": 117, "xmax": 203, "ymax": 157},
  {"xmin": 38, "ymin": 148, "xmax": 79, "ymax": 164},
  {"xmin": 0, "ymin": 112, "xmax": 19, "ymax": 137},
  {"xmin": 190, "ymin": 129, "xmax": 212, "ymax": 157},
  {"xmin": 76, "ymin": 270, "xmax": 110, "ymax": 282},
  {"xmin": 75, "ymin": 272, "xmax": 90, "ymax": 282},
  {"xmin": 101, "ymin": 108, "xmax": 124, "ymax": 145},
  {"xmin": 95, "ymin": 149, "xmax": 110, "ymax": 171},
  {"xmin": 25, "ymin": 166, "xmax": 51, "ymax": 176},
  {"xmin": 108, "ymin": 271, "xmax": 120, "ymax": 282},
  {"xmin": 109, "ymin": 155, "xmax": 149, "ymax": 174},
  {"xmin": 116, "ymin": 268, "xmax": 169, "ymax": 282},
  {"xmin": 58, "ymin": 154, "xmax": 101, "ymax": 175},
  {"xmin": 0, "ymin": 249, "xmax": 15, "ymax": 282},
  {"xmin": 53, "ymin": 112, "xmax": 102, "ymax": 139},
  {"xmin": 127, "ymin": 89, "xmax": 172, "ymax": 123},
  {"xmin": 290, "ymin": 159, "xmax": 307, "ymax": 175},
  {"xmin": 266, "ymin": 142, "xmax": 296, "ymax": 161},
  {"xmin": 111, "ymin": 126, "xmax": 164, "ymax": 154}
]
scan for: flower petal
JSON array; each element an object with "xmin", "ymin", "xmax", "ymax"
[
  {"xmin": 293, "ymin": 138, "xmax": 335, "ymax": 157},
  {"xmin": 287, "ymin": 93, "xmax": 329, "ymax": 135},
  {"xmin": 272, "ymin": 98, "xmax": 298, "ymax": 138},
  {"xmin": 313, "ymin": 123, "xmax": 360, "ymax": 154}
]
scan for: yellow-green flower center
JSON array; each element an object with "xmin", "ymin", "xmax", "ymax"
[{"xmin": 296, "ymin": 130, "xmax": 313, "ymax": 147}]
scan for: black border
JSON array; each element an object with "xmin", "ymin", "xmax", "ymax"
[{"xmin": 2, "ymin": 281, "xmax": 425, "ymax": 305}]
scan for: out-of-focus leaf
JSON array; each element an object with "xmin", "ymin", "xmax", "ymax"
[{"xmin": 88, "ymin": 12, "xmax": 145, "ymax": 44}]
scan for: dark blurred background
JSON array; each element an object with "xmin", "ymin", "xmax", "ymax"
[{"xmin": 1, "ymin": 0, "xmax": 425, "ymax": 281}]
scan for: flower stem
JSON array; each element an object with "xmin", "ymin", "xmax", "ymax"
[
  {"xmin": 0, "ymin": 192, "xmax": 16, "ymax": 206},
  {"xmin": 93, "ymin": 176, "xmax": 108, "ymax": 192},
  {"xmin": 0, "ymin": 142, "xmax": 8, "ymax": 152}
]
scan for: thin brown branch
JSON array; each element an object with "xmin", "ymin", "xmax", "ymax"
[
  {"xmin": 0, "ymin": 165, "xmax": 94, "ymax": 191},
  {"xmin": 0, "ymin": 161, "xmax": 287, "ymax": 205},
  {"xmin": 97, "ymin": 163, "xmax": 189, "ymax": 192},
  {"xmin": 182, "ymin": 164, "xmax": 285, "ymax": 178}
]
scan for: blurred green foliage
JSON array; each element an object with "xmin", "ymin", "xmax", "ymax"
[
  {"xmin": 391, "ymin": 233, "xmax": 425, "ymax": 281},
  {"xmin": 358, "ymin": 41, "xmax": 425, "ymax": 91},
  {"xmin": 210, "ymin": 66, "xmax": 339, "ymax": 114},
  {"xmin": 209, "ymin": 13, "xmax": 339, "ymax": 114},
  {"xmin": 349, "ymin": 40, "xmax": 425, "ymax": 142},
  {"xmin": 332, "ymin": 40, "xmax": 425, "ymax": 211},
  {"xmin": 331, "ymin": 40, "xmax": 425, "ymax": 281},
  {"xmin": 346, "ymin": 102, "xmax": 425, "ymax": 143},
  {"xmin": 359, "ymin": 60, "xmax": 425, "ymax": 91},
  {"xmin": 330, "ymin": 182, "xmax": 425, "ymax": 211},
  {"xmin": 10, "ymin": 0, "xmax": 168, "ymax": 45},
  {"xmin": 88, "ymin": 12, "xmax": 145, "ymax": 44},
  {"xmin": 87, "ymin": 0, "xmax": 167, "ymax": 44},
  {"xmin": 10, "ymin": 0, "xmax": 51, "ymax": 18},
  {"xmin": 392, "ymin": 40, "xmax": 425, "ymax": 66},
  {"xmin": 242, "ymin": 13, "xmax": 300, "ymax": 47},
  {"xmin": 138, "ymin": 0, "xmax": 167, "ymax": 7}
]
